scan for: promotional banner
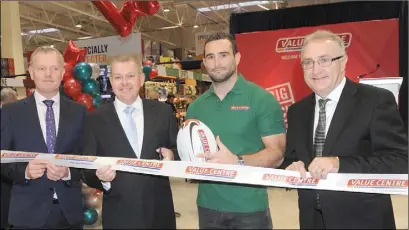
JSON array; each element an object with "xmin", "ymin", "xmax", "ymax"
[
  {"xmin": 235, "ymin": 19, "xmax": 399, "ymax": 126},
  {"xmin": 75, "ymin": 33, "xmax": 143, "ymax": 64},
  {"xmin": 1, "ymin": 150, "xmax": 407, "ymax": 196}
]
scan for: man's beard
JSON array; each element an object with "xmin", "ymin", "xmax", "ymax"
[{"xmin": 208, "ymin": 67, "xmax": 236, "ymax": 83}]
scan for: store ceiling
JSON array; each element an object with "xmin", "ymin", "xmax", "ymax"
[{"xmin": 15, "ymin": 0, "xmax": 341, "ymax": 54}]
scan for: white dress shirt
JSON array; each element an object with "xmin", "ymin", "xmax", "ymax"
[
  {"xmin": 101, "ymin": 96, "xmax": 144, "ymax": 191},
  {"xmin": 313, "ymin": 77, "xmax": 346, "ymax": 141},
  {"xmin": 27, "ymin": 91, "xmax": 70, "ymax": 199}
]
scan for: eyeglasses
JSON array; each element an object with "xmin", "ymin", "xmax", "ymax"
[{"xmin": 301, "ymin": 55, "xmax": 344, "ymax": 70}]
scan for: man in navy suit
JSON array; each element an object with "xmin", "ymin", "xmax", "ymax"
[{"xmin": 1, "ymin": 46, "xmax": 86, "ymax": 229}]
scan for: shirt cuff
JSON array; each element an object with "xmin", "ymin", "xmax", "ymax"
[
  {"xmin": 61, "ymin": 169, "xmax": 71, "ymax": 181},
  {"xmin": 101, "ymin": 181, "xmax": 111, "ymax": 191}
]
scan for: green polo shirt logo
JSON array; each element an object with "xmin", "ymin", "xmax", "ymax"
[{"xmin": 186, "ymin": 74, "xmax": 286, "ymax": 213}]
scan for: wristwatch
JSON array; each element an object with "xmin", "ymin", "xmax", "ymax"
[{"xmin": 237, "ymin": 155, "xmax": 245, "ymax": 166}]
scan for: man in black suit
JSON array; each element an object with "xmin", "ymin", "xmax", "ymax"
[
  {"xmin": 0, "ymin": 88, "xmax": 18, "ymax": 229},
  {"xmin": 1, "ymin": 46, "xmax": 86, "ymax": 229},
  {"xmin": 280, "ymin": 30, "xmax": 408, "ymax": 229},
  {"xmin": 82, "ymin": 54, "xmax": 178, "ymax": 229}
]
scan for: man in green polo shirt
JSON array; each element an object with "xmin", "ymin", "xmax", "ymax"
[{"xmin": 186, "ymin": 32, "xmax": 286, "ymax": 229}]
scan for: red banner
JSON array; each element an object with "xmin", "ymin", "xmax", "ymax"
[{"xmin": 235, "ymin": 19, "xmax": 399, "ymax": 125}]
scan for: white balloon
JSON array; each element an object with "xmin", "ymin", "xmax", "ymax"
[{"xmin": 89, "ymin": 63, "xmax": 101, "ymax": 80}]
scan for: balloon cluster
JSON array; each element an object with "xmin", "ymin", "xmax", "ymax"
[
  {"xmin": 62, "ymin": 41, "xmax": 102, "ymax": 111},
  {"xmin": 93, "ymin": 1, "xmax": 160, "ymax": 37},
  {"xmin": 82, "ymin": 183, "xmax": 103, "ymax": 226},
  {"xmin": 142, "ymin": 60, "xmax": 158, "ymax": 81}
]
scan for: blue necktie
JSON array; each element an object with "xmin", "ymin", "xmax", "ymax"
[
  {"xmin": 43, "ymin": 100, "xmax": 56, "ymax": 153},
  {"xmin": 123, "ymin": 106, "xmax": 139, "ymax": 157}
]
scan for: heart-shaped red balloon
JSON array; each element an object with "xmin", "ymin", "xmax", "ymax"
[{"xmin": 93, "ymin": 1, "xmax": 160, "ymax": 37}]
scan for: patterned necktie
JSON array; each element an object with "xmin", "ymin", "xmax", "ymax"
[
  {"xmin": 313, "ymin": 98, "xmax": 330, "ymax": 210},
  {"xmin": 43, "ymin": 100, "xmax": 56, "ymax": 153},
  {"xmin": 123, "ymin": 106, "xmax": 139, "ymax": 158},
  {"xmin": 314, "ymin": 98, "xmax": 330, "ymax": 157}
]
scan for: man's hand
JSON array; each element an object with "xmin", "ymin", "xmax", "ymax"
[
  {"xmin": 46, "ymin": 163, "xmax": 69, "ymax": 181},
  {"xmin": 308, "ymin": 157, "xmax": 339, "ymax": 179},
  {"xmin": 26, "ymin": 159, "xmax": 48, "ymax": 179},
  {"xmin": 157, "ymin": 147, "xmax": 174, "ymax": 161},
  {"xmin": 285, "ymin": 161, "xmax": 307, "ymax": 178},
  {"xmin": 197, "ymin": 136, "xmax": 238, "ymax": 164},
  {"xmin": 96, "ymin": 165, "xmax": 116, "ymax": 182}
]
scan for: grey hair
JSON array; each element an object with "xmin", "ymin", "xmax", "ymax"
[
  {"xmin": 1, "ymin": 88, "xmax": 18, "ymax": 103},
  {"xmin": 29, "ymin": 46, "xmax": 64, "ymax": 67},
  {"xmin": 301, "ymin": 30, "xmax": 346, "ymax": 56}
]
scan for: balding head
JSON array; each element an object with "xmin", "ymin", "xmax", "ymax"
[{"xmin": 1, "ymin": 88, "xmax": 18, "ymax": 105}]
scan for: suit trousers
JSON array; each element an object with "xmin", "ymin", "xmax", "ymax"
[{"xmin": 11, "ymin": 202, "xmax": 82, "ymax": 229}]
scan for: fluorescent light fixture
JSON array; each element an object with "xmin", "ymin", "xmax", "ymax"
[
  {"xmin": 27, "ymin": 28, "xmax": 60, "ymax": 34},
  {"xmin": 163, "ymin": 8, "xmax": 170, "ymax": 12},
  {"xmin": 193, "ymin": 25, "xmax": 199, "ymax": 28},
  {"xmin": 77, "ymin": 36, "xmax": 93, "ymax": 40},
  {"xmin": 197, "ymin": 1, "xmax": 269, "ymax": 12},
  {"xmin": 50, "ymin": 45, "xmax": 55, "ymax": 48},
  {"xmin": 75, "ymin": 23, "xmax": 82, "ymax": 28},
  {"xmin": 21, "ymin": 32, "xmax": 28, "ymax": 36}
]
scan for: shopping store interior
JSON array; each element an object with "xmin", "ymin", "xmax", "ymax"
[{"xmin": 1, "ymin": 1, "xmax": 408, "ymax": 229}]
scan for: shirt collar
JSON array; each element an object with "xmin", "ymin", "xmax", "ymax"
[
  {"xmin": 114, "ymin": 96, "xmax": 143, "ymax": 112},
  {"xmin": 205, "ymin": 73, "xmax": 247, "ymax": 99},
  {"xmin": 34, "ymin": 91, "xmax": 60, "ymax": 106},
  {"xmin": 316, "ymin": 77, "xmax": 346, "ymax": 104}
]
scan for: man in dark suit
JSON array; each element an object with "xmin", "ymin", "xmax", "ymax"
[
  {"xmin": 280, "ymin": 30, "xmax": 408, "ymax": 229},
  {"xmin": 82, "ymin": 54, "xmax": 178, "ymax": 229},
  {"xmin": 1, "ymin": 88, "xmax": 18, "ymax": 229},
  {"xmin": 1, "ymin": 46, "xmax": 86, "ymax": 229}
]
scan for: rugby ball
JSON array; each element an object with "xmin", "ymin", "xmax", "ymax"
[{"xmin": 177, "ymin": 119, "xmax": 218, "ymax": 162}]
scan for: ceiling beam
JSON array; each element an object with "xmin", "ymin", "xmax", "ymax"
[
  {"xmin": 24, "ymin": 34, "xmax": 67, "ymax": 43},
  {"xmin": 186, "ymin": 3, "xmax": 222, "ymax": 24},
  {"xmin": 200, "ymin": 1, "xmax": 228, "ymax": 23},
  {"xmin": 153, "ymin": 13, "xmax": 188, "ymax": 31},
  {"xmin": 20, "ymin": 14, "xmax": 94, "ymax": 37}
]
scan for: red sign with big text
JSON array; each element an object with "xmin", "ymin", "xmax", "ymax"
[{"xmin": 235, "ymin": 19, "xmax": 399, "ymax": 126}]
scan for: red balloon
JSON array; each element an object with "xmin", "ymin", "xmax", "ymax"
[
  {"xmin": 139, "ymin": 1, "xmax": 160, "ymax": 15},
  {"xmin": 74, "ymin": 93, "xmax": 94, "ymax": 111},
  {"xmin": 92, "ymin": 1, "xmax": 160, "ymax": 37},
  {"xmin": 149, "ymin": 69, "xmax": 158, "ymax": 78},
  {"xmin": 63, "ymin": 62, "xmax": 75, "ymax": 82},
  {"xmin": 63, "ymin": 41, "xmax": 87, "ymax": 65},
  {"xmin": 63, "ymin": 78, "xmax": 82, "ymax": 98},
  {"xmin": 92, "ymin": 1, "xmax": 133, "ymax": 37},
  {"xmin": 121, "ymin": 1, "xmax": 146, "ymax": 22},
  {"xmin": 143, "ymin": 60, "xmax": 153, "ymax": 66}
]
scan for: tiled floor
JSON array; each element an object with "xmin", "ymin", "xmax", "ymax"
[
  {"xmin": 87, "ymin": 177, "xmax": 408, "ymax": 229},
  {"xmin": 171, "ymin": 178, "xmax": 408, "ymax": 229}
]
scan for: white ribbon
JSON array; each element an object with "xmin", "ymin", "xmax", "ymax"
[{"xmin": 1, "ymin": 150, "xmax": 407, "ymax": 196}]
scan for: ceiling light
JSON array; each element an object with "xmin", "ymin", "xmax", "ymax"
[
  {"xmin": 163, "ymin": 8, "xmax": 170, "ymax": 12},
  {"xmin": 50, "ymin": 45, "xmax": 55, "ymax": 48},
  {"xmin": 197, "ymin": 1, "xmax": 269, "ymax": 12},
  {"xmin": 193, "ymin": 25, "xmax": 199, "ymax": 28},
  {"xmin": 77, "ymin": 36, "xmax": 93, "ymax": 40},
  {"xmin": 75, "ymin": 23, "xmax": 82, "ymax": 28},
  {"xmin": 27, "ymin": 28, "xmax": 59, "ymax": 34}
]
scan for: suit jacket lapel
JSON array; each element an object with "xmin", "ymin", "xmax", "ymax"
[
  {"xmin": 140, "ymin": 99, "xmax": 157, "ymax": 159},
  {"xmin": 55, "ymin": 97, "xmax": 70, "ymax": 153},
  {"xmin": 323, "ymin": 79, "xmax": 358, "ymax": 156},
  {"xmin": 103, "ymin": 102, "xmax": 138, "ymax": 159},
  {"xmin": 24, "ymin": 95, "xmax": 48, "ymax": 153},
  {"xmin": 303, "ymin": 94, "xmax": 316, "ymax": 160}
]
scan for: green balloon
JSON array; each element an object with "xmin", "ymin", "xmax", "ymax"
[
  {"xmin": 84, "ymin": 208, "xmax": 98, "ymax": 226},
  {"xmin": 74, "ymin": 62, "xmax": 92, "ymax": 82},
  {"xmin": 82, "ymin": 79, "xmax": 99, "ymax": 96},
  {"xmin": 93, "ymin": 93, "xmax": 102, "ymax": 108}
]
